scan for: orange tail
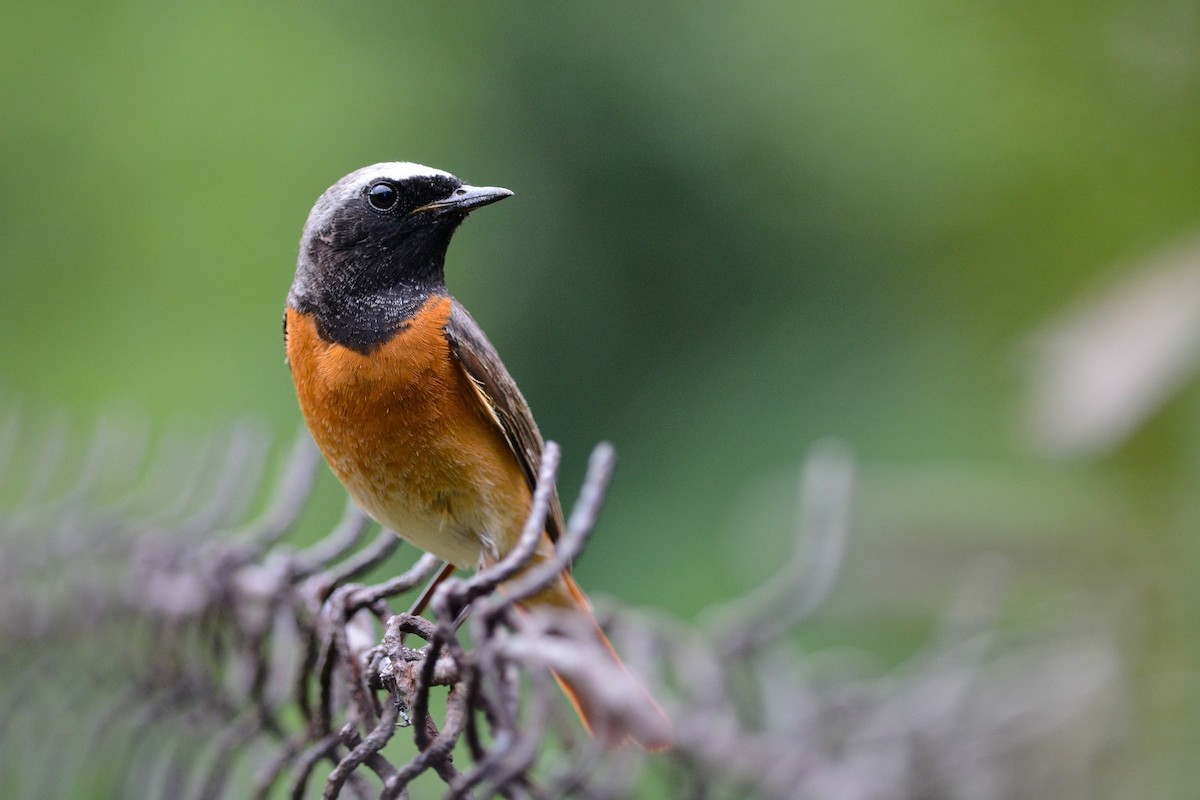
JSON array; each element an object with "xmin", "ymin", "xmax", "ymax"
[{"xmin": 518, "ymin": 571, "xmax": 673, "ymax": 751}]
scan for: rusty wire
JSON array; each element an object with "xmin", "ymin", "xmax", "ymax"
[{"xmin": 0, "ymin": 416, "xmax": 1126, "ymax": 799}]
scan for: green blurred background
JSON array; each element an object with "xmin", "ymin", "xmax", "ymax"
[{"xmin": 4, "ymin": 0, "xmax": 1200, "ymax": 794}]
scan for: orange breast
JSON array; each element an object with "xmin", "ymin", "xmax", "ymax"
[{"xmin": 285, "ymin": 298, "xmax": 531, "ymax": 567}]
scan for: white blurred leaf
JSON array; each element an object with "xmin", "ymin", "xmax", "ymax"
[{"xmin": 1026, "ymin": 234, "xmax": 1200, "ymax": 456}]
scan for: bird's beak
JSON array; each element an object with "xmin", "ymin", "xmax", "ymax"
[{"xmin": 413, "ymin": 185, "xmax": 513, "ymax": 215}]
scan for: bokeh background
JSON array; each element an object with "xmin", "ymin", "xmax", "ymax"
[{"xmin": 4, "ymin": 1, "xmax": 1200, "ymax": 796}]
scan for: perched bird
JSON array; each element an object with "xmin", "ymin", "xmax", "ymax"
[{"xmin": 284, "ymin": 162, "xmax": 671, "ymax": 749}]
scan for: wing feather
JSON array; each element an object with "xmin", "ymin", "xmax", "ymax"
[{"xmin": 444, "ymin": 301, "xmax": 566, "ymax": 544}]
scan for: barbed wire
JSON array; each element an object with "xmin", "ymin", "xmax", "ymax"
[{"xmin": 0, "ymin": 414, "xmax": 1126, "ymax": 799}]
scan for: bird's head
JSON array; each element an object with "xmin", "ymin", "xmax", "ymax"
[{"xmin": 288, "ymin": 162, "xmax": 511, "ymax": 348}]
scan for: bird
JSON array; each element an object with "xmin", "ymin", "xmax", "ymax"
[{"xmin": 283, "ymin": 162, "xmax": 671, "ymax": 750}]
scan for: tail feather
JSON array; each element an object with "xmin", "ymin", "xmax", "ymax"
[{"xmin": 519, "ymin": 571, "xmax": 674, "ymax": 751}]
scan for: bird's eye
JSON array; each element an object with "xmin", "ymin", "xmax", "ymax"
[{"xmin": 366, "ymin": 182, "xmax": 399, "ymax": 211}]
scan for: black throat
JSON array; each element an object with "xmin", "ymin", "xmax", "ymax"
[
  {"xmin": 290, "ymin": 218, "xmax": 460, "ymax": 354},
  {"xmin": 304, "ymin": 281, "xmax": 446, "ymax": 354}
]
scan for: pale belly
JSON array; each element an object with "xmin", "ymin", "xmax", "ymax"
[{"xmin": 335, "ymin": 441, "xmax": 513, "ymax": 569}]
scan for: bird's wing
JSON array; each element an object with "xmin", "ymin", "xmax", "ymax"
[{"xmin": 444, "ymin": 300, "xmax": 566, "ymax": 544}]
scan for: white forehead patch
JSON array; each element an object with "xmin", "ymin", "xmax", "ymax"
[
  {"xmin": 344, "ymin": 161, "xmax": 454, "ymax": 186},
  {"xmin": 301, "ymin": 161, "xmax": 457, "ymax": 240}
]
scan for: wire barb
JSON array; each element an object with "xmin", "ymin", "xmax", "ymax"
[{"xmin": 0, "ymin": 423, "xmax": 1126, "ymax": 800}]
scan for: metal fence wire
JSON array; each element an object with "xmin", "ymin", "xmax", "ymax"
[{"xmin": 0, "ymin": 413, "xmax": 1124, "ymax": 799}]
